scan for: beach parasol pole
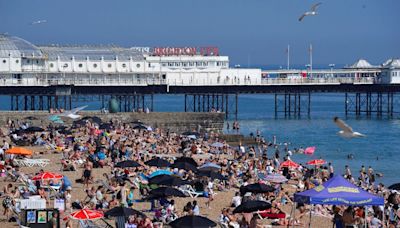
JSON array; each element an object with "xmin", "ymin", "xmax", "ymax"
[{"xmin": 308, "ymin": 204, "xmax": 312, "ymax": 228}]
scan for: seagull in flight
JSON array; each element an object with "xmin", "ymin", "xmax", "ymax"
[
  {"xmin": 333, "ymin": 117, "xmax": 366, "ymax": 138},
  {"xmin": 51, "ymin": 105, "xmax": 88, "ymax": 120},
  {"xmin": 299, "ymin": 3, "xmax": 322, "ymax": 21},
  {"xmin": 31, "ymin": 20, "xmax": 47, "ymax": 25}
]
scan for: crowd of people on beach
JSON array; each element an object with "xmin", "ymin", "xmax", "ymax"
[{"xmin": 0, "ymin": 116, "xmax": 398, "ymax": 228}]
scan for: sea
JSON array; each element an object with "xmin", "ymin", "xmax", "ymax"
[{"xmin": 0, "ymin": 93, "xmax": 399, "ymax": 186}]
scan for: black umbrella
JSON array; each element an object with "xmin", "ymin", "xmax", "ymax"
[
  {"xmin": 24, "ymin": 116, "xmax": 38, "ymax": 120},
  {"xmin": 82, "ymin": 116, "xmax": 102, "ymax": 124},
  {"xmin": 240, "ymin": 183, "xmax": 275, "ymax": 195},
  {"xmin": 133, "ymin": 124, "xmax": 148, "ymax": 130},
  {"xmin": 145, "ymin": 158, "xmax": 171, "ymax": 167},
  {"xmin": 181, "ymin": 131, "xmax": 200, "ymax": 137},
  {"xmin": 131, "ymin": 120, "xmax": 144, "ymax": 125},
  {"xmin": 23, "ymin": 126, "xmax": 45, "ymax": 133},
  {"xmin": 175, "ymin": 157, "xmax": 198, "ymax": 167},
  {"xmin": 58, "ymin": 129, "xmax": 73, "ymax": 135},
  {"xmin": 388, "ymin": 183, "xmax": 400, "ymax": 190},
  {"xmin": 197, "ymin": 170, "xmax": 227, "ymax": 180},
  {"xmin": 149, "ymin": 175, "xmax": 190, "ymax": 186},
  {"xmin": 169, "ymin": 215, "xmax": 217, "ymax": 228},
  {"xmin": 99, "ymin": 123, "xmax": 113, "ymax": 130},
  {"xmin": 233, "ymin": 200, "xmax": 271, "ymax": 213},
  {"xmin": 148, "ymin": 187, "xmax": 186, "ymax": 198},
  {"xmin": 104, "ymin": 206, "xmax": 146, "ymax": 218},
  {"xmin": 171, "ymin": 162, "xmax": 198, "ymax": 173},
  {"xmin": 115, "ymin": 160, "xmax": 141, "ymax": 168}
]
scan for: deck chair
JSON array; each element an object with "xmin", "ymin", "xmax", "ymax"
[
  {"xmin": 179, "ymin": 185, "xmax": 203, "ymax": 198},
  {"xmin": 22, "ymin": 158, "xmax": 49, "ymax": 167}
]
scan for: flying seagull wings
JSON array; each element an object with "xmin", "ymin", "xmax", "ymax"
[
  {"xmin": 299, "ymin": 14, "xmax": 306, "ymax": 21},
  {"xmin": 333, "ymin": 117, "xmax": 353, "ymax": 133},
  {"xmin": 68, "ymin": 105, "xmax": 88, "ymax": 114},
  {"xmin": 311, "ymin": 2, "xmax": 322, "ymax": 11}
]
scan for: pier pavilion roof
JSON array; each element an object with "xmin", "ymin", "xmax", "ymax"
[
  {"xmin": 348, "ymin": 59, "xmax": 376, "ymax": 69},
  {"xmin": 0, "ymin": 34, "xmax": 43, "ymax": 58},
  {"xmin": 39, "ymin": 45, "xmax": 144, "ymax": 61},
  {"xmin": 382, "ymin": 58, "xmax": 400, "ymax": 69}
]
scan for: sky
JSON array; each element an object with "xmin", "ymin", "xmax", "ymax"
[{"xmin": 0, "ymin": 0, "xmax": 399, "ymax": 66}]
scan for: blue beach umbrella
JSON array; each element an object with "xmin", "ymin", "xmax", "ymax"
[
  {"xmin": 149, "ymin": 170, "xmax": 172, "ymax": 178},
  {"xmin": 211, "ymin": 142, "xmax": 224, "ymax": 148},
  {"xmin": 198, "ymin": 162, "xmax": 221, "ymax": 171}
]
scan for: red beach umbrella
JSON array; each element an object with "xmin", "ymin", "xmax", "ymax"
[
  {"xmin": 31, "ymin": 172, "xmax": 63, "ymax": 181},
  {"xmin": 280, "ymin": 160, "xmax": 299, "ymax": 169},
  {"xmin": 306, "ymin": 159, "xmax": 326, "ymax": 166},
  {"xmin": 70, "ymin": 209, "xmax": 104, "ymax": 220}
]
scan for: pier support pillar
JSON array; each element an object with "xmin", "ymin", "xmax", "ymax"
[{"xmin": 274, "ymin": 91, "xmax": 311, "ymax": 118}]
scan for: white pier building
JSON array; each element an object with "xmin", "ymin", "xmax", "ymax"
[{"xmin": 0, "ymin": 35, "xmax": 260, "ymax": 86}]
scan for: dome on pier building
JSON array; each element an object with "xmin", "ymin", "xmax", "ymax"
[
  {"xmin": 0, "ymin": 34, "xmax": 43, "ymax": 58},
  {"xmin": 347, "ymin": 59, "xmax": 376, "ymax": 69},
  {"xmin": 382, "ymin": 58, "xmax": 400, "ymax": 69}
]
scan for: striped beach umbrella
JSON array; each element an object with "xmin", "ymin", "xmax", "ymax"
[
  {"xmin": 280, "ymin": 160, "xmax": 299, "ymax": 169},
  {"xmin": 70, "ymin": 209, "xmax": 104, "ymax": 220},
  {"xmin": 263, "ymin": 173, "xmax": 288, "ymax": 183},
  {"xmin": 306, "ymin": 159, "xmax": 326, "ymax": 166},
  {"xmin": 31, "ymin": 171, "xmax": 63, "ymax": 181}
]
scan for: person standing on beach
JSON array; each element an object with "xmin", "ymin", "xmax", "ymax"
[
  {"xmin": 329, "ymin": 162, "xmax": 334, "ymax": 178},
  {"xmin": 345, "ymin": 165, "xmax": 352, "ymax": 178}
]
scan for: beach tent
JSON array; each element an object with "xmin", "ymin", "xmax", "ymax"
[
  {"xmin": 294, "ymin": 175, "xmax": 383, "ymax": 206},
  {"xmin": 293, "ymin": 175, "xmax": 384, "ymax": 227}
]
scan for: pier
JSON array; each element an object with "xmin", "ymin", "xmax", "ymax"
[{"xmin": 1, "ymin": 75, "xmax": 400, "ymax": 119}]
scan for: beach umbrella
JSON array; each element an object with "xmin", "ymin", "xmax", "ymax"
[
  {"xmin": 175, "ymin": 157, "xmax": 198, "ymax": 167},
  {"xmin": 69, "ymin": 209, "xmax": 104, "ymax": 220},
  {"xmin": 82, "ymin": 116, "xmax": 102, "ymax": 124},
  {"xmin": 145, "ymin": 157, "xmax": 171, "ymax": 167},
  {"xmin": 306, "ymin": 159, "xmax": 326, "ymax": 166},
  {"xmin": 149, "ymin": 175, "xmax": 190, "ymax": 186},
  {"xmin": 171, "ymin": 162, "xmax": 198, "ymax": 172},
  {"xmin": 187, "ymin": 135, "xmax": 197, "ymax": 140},
  {"xmin": 197, "ymin": 170, "xmax": 227, "ymax": 180},
  {"xmin": 6, "ymin": 147, "xmax": 32, "ymax": 156},
  {"xmin": 99, "ymin": 123, "xmax": 112, "ymax": 130},
  {"xmin": 133, "ymin": 124, "xmax": 148, "ymax": 130},
  {"xmin": 49, "ymin": 115, "xmax": 61, "ymax": 121},
  {"xmin": 233, "ymin": 200, "xmax": 271, "ymax": 214},
  {"xmin": 25, "ymin": 116, "xmax": 38, "ymax": 120},
  {"xmin": 115, "ymin": 160, "xmax": 141, "ymax": 168},
  {"xmin": 388, "ymin": 183, "xmax": 400, "ymax": 190},
  {"xmin": 198, "ymin": 162, "xmax": 221, "ymax": 171},
  {"xmin": 148, "ymin": 187, "xmax": 186, "ymax": 198},
  {"xmin": 32, "ymin": 171, "xmax": 63, "ymax": 181},
  {"xmin": 131, "ymin": 120, "xmax": 144, "ymax": 125},
  {"xmin": 149, "ymin": 170, "xmax": 172, "ymax": 178},
  {"xmin": 280, "ymin": 160, "xmax": 300, "ymax": 169},
  {"xmin": 104, "ymin": 206, "xmax": 146, "ymax": 218},
  {"xmin": 181, "ymin": 131, "xmax": 200, "ymax": 137},
  {"xmin": 169, "ymin": 215, "xmax": 217, "ymax": 228},
  {"xmin": 23, "ymin": 126, "xmax": 45, "ymax": 133},
  {"xmin": 210, "ymin": 142, "xmax": 224, "ymax": 148},
  {"xmin": 262, "ymin": 173, "xmax": 288, "ymax": 183},
  {"xmin": 304, "ymin": 146, "xmax": 316, "ymax": 155},
  {"xmin": 240, "ymin": 183, "xmax": 275, "ymax": 195}
]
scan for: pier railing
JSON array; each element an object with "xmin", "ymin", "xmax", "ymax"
[{"xmin": 0, "ymin": 76, "xmax": 376, "ymax": 86}]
